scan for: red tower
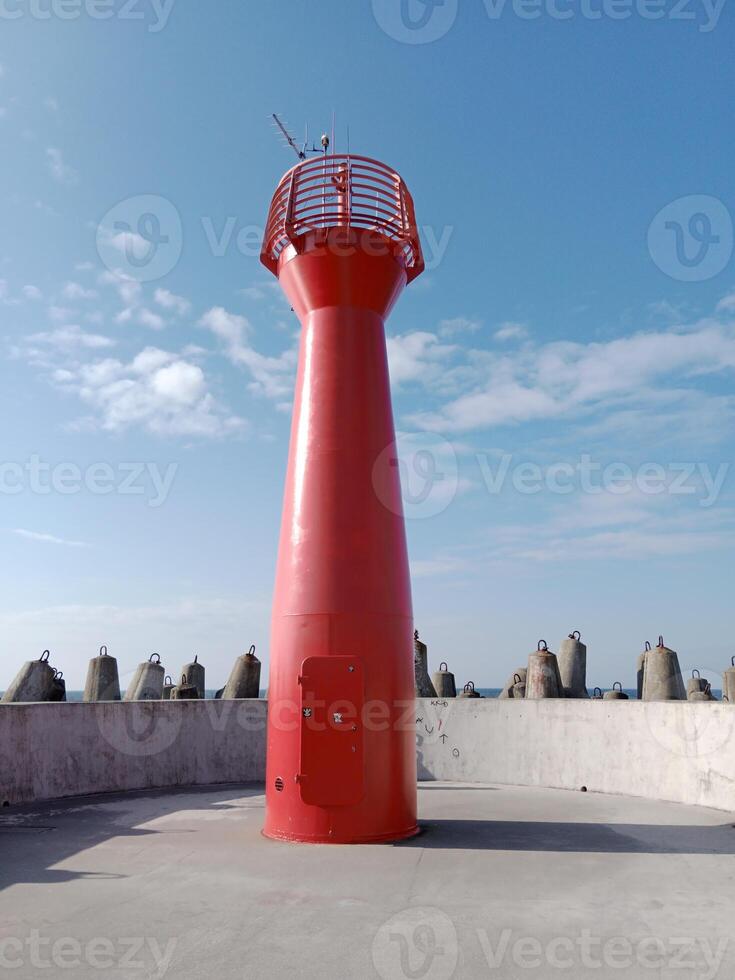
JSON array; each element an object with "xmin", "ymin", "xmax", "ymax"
[{"xmin": 260, "ymin": 153, "xmax": 424, "ymax": 843}]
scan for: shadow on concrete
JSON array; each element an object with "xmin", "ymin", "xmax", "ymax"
[
  {"xmin": 396, "ymin": 819, "xmax": 735, "ymax": 854},
  {"xmin": 0, "ymin": 783, "xmax": 264, "ymax": 892}
]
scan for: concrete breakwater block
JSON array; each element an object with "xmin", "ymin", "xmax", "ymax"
[
  {"xmin": 1, "ymin": 651, "xmax": 57, "ymax": 703},
  {"xmin": 459, "ymin": 681, "xmax": 483, "ymax": 698},
  {"xmin": 222, "ymin": 646, "xmax": 261, "ymax": 699},
  {"xmin": 723, "ymin": 657, "xmax": 735, "ymax": 703},
  {"xmin": 642, "ymin": 637, "xmax": 686, "ymax": 701},
  {"xmin": 511, "ymin": 671, "xmax": 527, "ymax": 699},
  {"xmin": 180, "ymin": 656, "xmax": 205, "ymax": 700},
  {"xmin": 124, "ymin": 653, "xmax": 165, "ymax": 701},
  {"xmin": 413, "ymin": 631, "xmax": 438, "ymax": 698},
  {"xmin": 172, "ymin": 673, "xmax": 200, "ymax": 700},
  {"xmin": 83, "ymin": 646, "xmax": 121, "ymax": 703},
  {"xmin": 636, "ymin": 642, "xmax": 651, "ymax": 699},
  {"xmin": 689, "ymin": 684, "xmax": 717, "ymax": 702},
  {"xmin": 687, "ymin": 669, "xmax": 709, "ymax": 698},
  {"xmin": 558, "ymin": 630, "xmax": 589, "ymax": 698},
  {"xmin": 432, "ymin": 661, "xmax": 457, "ymax": 698},
  {"xmin": 49, "ymin": 670, "xmax": 66, "ymax": 702},
  {"xmin": 526, "ymin": 641, "xmax": 564, "ymax": 699},
  {"xmin": 499, "ymin": 667, "xmax": 527, "ymax": 699},
  {"xmin": 603, "ymin": 682, "xmax": 629, "ymax": 701}
]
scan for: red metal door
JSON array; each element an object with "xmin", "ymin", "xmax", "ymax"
[{"xmin": 299, "ymin": 657, "xmax": 365, "ymax": 807}]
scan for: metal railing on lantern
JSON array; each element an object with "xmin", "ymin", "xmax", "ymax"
[{"xmin": 260, "ymin": 154, "xmax": 424, "ymax": 282}]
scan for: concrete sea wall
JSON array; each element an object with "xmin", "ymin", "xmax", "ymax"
[
  {"xmin": 2, "ymin": 698, "xmax": 734, "ymax": 811},
  {"xmin": 0, "ymin": 700, "xmax": 267, "ymax": 806},
  {"xmin": 416, "ymin": 698, "xmax": 735, "ymax": 811}
]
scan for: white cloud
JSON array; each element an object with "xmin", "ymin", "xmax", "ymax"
[
  {"xmin": 239, "ymin": 285, "xmax": 266, "ymax": 301},
  {"xmin": 413, "ymin": 490, "xmax": 735, "ymax": 575},
  {"xmin": 411, "ymin": 316, "xmax": 735, "ymax": 433},
  {"xmin": 56, "ymin": 345, "xmax": 246, "ymax": 438},
  {"xmin": 23, "ymin": 284, "xmax": 43, "ymax": 300},
  {"xmin": 138, "ymin": 307, "xmax": 166, "ymax": 330},
  {"xmin": 76, "ymin": 261, "xmax": 94, "ymax": 272},
  {"xmin": 99, "ymin": 269, "xmax": 145, "ymax": 326},
  {"xmin": 154, "ymin": 288, "xmax": 191, "ymax": 315},
  {"xmin": 48, "ymin": 305, "xmax": 75, "ymax": 322},
  {"xmin": 411, "ymin": 556, "xmax": 471, "ymax": 578},
  {"xmin": 34, "ymin": 199, "xmax": 59, "ymax": 216},
  {"xmin": 0, "ymin": 595, "xmax": 266, "ymax": 630},
  {"xmin": 62, "ymin": 281, "xmax": 97, "ymax": 301},
  {"xmin": 99, "ymin": 269, "xmax": 142, "ymax": 306},
  {"xmin": 386, "ymin": 331, "xmax": 455, "ymax": 386},
  {"xmin": 494, "ymin": 322, "xmax": 528, "ymax": 342},
  {"xmin": 13, "ymin": 529, "xmax": 89, "ymax": 548},
  {"xmin": 716, "ymin": 292, "xmax": 735, "ymax": 313},
  {"xmin": 199, "ymin": 306, "xmax": 296, "ymax": 400},
  {"xmin": 28, "ymin": 325, "xmax": 115, "ymax": 350},
  {"xmin": 46, "ymin": 147, "xmax": 77, "ymax": 185},
  {"xmin": 151, "ymin": 361, "xmax": 205, "ymax": 404},
  {"xmin": 647, "ymin": 300, "xmax": 686, "ymax": 321},
  {"xmin": 0, "ymin": 280, "xmax": 20, "ymax": 306},
  {"xmin": 487, "ymin": 493, "xmax": 735, "ymax": 563},
  {"xmin": 438, "ymin": 317, "xmax": 481, "ymax": 338},
  {"xmin": 109, "ymin": 231, "xmax": 149, "ymax": 260}
]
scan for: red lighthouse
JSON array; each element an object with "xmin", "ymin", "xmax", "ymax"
[{"xmin": 260, "ymin": 152, "xmax": 424, "ymax": 843}]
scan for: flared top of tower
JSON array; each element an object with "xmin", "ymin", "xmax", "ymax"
[{"xmin": 260, "ymin": 154, "xmax": 424, "ymax": 284}]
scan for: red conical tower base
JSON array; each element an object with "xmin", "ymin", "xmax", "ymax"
[{"xmin": 260, "ymin": 156, "xmax": 424, "ymax": 844}]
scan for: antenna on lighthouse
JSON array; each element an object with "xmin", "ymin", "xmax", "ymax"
[
  {"xmin": 272, "ymin": 113, "xmax": 308, "ymax": 160},
  {"xmin": 272, "ymin": 113, "xmax": 330, "ymax": 161}
]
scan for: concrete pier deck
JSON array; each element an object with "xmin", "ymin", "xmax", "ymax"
[{"xmin": 1, "ymin": 782, "xmax": 733, "ymax": 979}]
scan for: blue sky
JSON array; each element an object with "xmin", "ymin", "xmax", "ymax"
[{"xmin": 1, "ymin": 0, "xmax": 734, "ymax": 691}]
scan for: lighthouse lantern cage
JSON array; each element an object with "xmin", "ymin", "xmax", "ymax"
[{"xmin": 261, "ymin": 154, "xmax": 424, "ymax": 282}]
